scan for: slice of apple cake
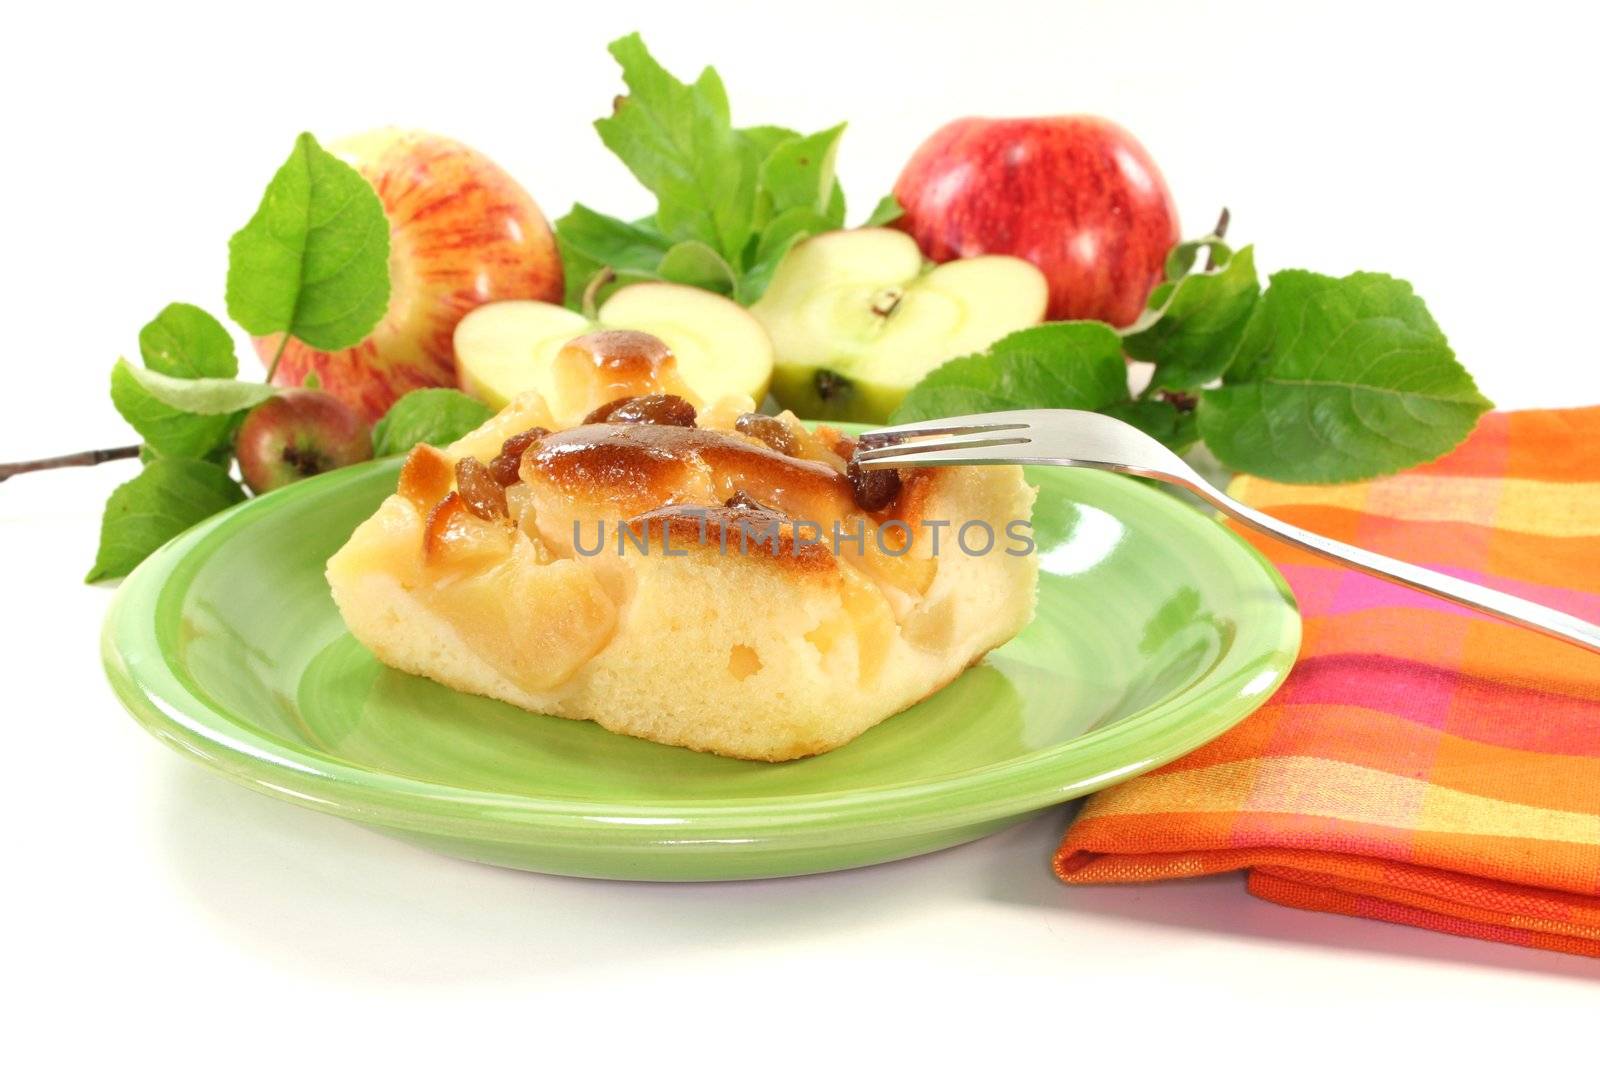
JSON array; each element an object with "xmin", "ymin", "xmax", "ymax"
[{"xmin": 326, "ymin": 329, "xmax": 1038, "ymax": 761}]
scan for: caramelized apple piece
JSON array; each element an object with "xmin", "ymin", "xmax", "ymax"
[
  {"xmin": 398, "ymin": 444, "xmax": 454, "ymax": 509},
  {"xmin": 566, "ymin": 328, "xmax": 672, "ymax": 374},
  {"xmin": 801, "ymin": 424, "xmax": 851, "ymax": 474},
  {"xmin": 548, "ymin": 329, "xmax": 694, "ymax": 419},
  {"xmin": 423, "ymin": 491, "xmax": 513, "ymax": 567},
  {"xmin": 694, "ymin": 393, "xmax": 759, "ymax": 434}
]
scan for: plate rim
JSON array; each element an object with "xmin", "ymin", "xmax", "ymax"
[{"xmin": 102, "ymin": 454, "xmax": 1301, "ymax": 847}]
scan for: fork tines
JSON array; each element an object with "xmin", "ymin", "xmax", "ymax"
[
  {"xmin": 856, "ymin": 414, "xmax": 1033, "ymax": 446},
  {"xmin": 854, "ymin": 414, "xmax": 1037, "ymax": 469}
]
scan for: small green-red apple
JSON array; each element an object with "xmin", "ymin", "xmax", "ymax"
[
  {"xmin": 255, "ymin": 128, "xmax": 564, "ymax": 421},
  {"xmin": 453, "ymin": 282, "xmax": 774, "ymax": 420},
  {"xmin": 236, "ymin": 389, "xmax": 373, "ymax": 494},
  {"xmin": 751, "ymin": 228, "xmax": 1048, "ymax": 422}
]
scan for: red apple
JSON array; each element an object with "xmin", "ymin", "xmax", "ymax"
[
  {"xmin": 236, "ymin": 390, "xmax": 373, "ymax": 494},
  {"xmin": 893, "ymin": 116, "xmax": 1180, "ymax": 327},
  {"xmin": 255, "ymin": 129, "xmax": 564, "ymax": 421}
]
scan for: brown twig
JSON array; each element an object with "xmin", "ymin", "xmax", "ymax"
[
  {"xmin": 0, "ymin": 444, "xmax": 141, "ymax": 483},
  {"xmin": 1157, "ymin": 389, "xmax": 1199, "ymax": 413},
  {"xmin": 1204, "ymin": 207, "xmax": 1231, "ymax": 271}
]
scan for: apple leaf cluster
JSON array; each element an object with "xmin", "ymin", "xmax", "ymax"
[
  {"xmin": 896, "ymin": 239, "xmax": 1491, "ymax": 483},
  {"xmin": 91, "ymin": 133, "xmax": 418, "ymax": 581},
  {"xmin": 555, "ymin": 33, "xmax": 901, "ymax": 308}
]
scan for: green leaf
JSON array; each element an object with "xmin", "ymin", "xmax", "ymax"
[
  {"xmin": 576, "ymin": 37, "xmax": 854, "ymax": 306},
  {"xmin": 117, "ymin": 305, "xmax": 247, "ymax": 461},
  {"xmin": 824, "ymin": 182, "xmax": 847, "ymax": 229},
  {"xmin": 755, "ymin": 207, "xmax": 832, "ymax": 264},
  {"xmin": 114, "ymin": 358, "xmax": 277, "ymax": 415},
  {"xmin": 1197, "ymin": 270, "xmax": 1491, "ymax": 483},
  {"xmin": 759, "ymin": 123, "xmax": 845, "ymax": 217},
  {"xmin": 226, "ymin": 131, "xmax": 391, "ymax": 349},
  {"xmin": 556, "ymin": 204, "xmax": 673, "ymax": 273},
  {"xmin": 110, "ymin": 361, "xmax": 241, "ymax": 460},
  {"xmin": 1125, "ymin": 245, "xmax": 1260, "ymax": 391},
  {"xmin": 596, "ymin": 33, "xmax": 755, "ymax": 262},
  {"xmin": 740, "ymin": 126, "xmax": 800, "ymax": 234},
  {"xmin": 733, "ymin": 122, "xmax": 850, "ymax": 296},
  {"xmin": 737, "ymin": 125, "xmax": 801, "ymax": 157},
  {"xmin": 893, "ymin": 322, "xmax": 1130, "ymax": 423},
  {"xmin": 742, "ymin": 206, "xmax": 833, "ymax": 301},
  {"xmin": 1103, "ymin": 399, "xmax": 1200, "ymax": 453},
  {"xmin": 1162, "ymin": 236, "xmax": 1233, "ymax": 281},
  {"xmin": 86, "ymin": 458, "xmax": 246, "ymax": 582},
  {"xmin": 657, "ymin": 241, "xmax": 739, "ymax": 296},
  {"xmin": 746, "ymin": 125, "xmax": 845, "ymax": 243},
  {"xmin": 138, "ymin": 303, "xmax": 237, "ymax": 378},
  {"xmin": 863, "ymin": 193, "xmax": 904, "ymax": 228},
  {"xmin": 555, "ymin": 204, "xmax": 675, "ymax": 306},
  {"xmin": 370, "ymin": 388, "xmax": 494, "ymax": 456}
]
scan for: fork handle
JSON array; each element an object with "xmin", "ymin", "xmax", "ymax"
[{"xmin": 1183, "ymin": 480, "xmax": 1600, "ymax": 654}]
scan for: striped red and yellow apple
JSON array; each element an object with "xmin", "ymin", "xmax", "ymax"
[{"xmin": 253, "ymin": 129, "xmax": 564, "ymax": 421}]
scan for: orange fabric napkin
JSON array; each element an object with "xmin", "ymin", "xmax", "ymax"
[{"xmin": 1055, "ymin": 407, "xmax": 1600, "ymax": 957}]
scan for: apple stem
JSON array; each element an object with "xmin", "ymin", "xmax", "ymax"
[
  {"xmin": 265, "ymin": 333, "xmax": 291, "ymax": 383},
  {"xmin": 1157, "ymin": 388, "xmax": 1199, "ymax": 413},
  {"xmin": 581, "ymin": 267, "xmax": 617, "ymax": 320},
  {"xmin": 0, "ymin": 444, "xmax": 141, "ymax": 484},
  {"xmin": 1205, "ymin": 207, "xmax": 1231, "ymax": 271}
]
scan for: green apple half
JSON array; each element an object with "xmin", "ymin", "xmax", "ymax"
[
  {"xmin": 752, "ymin": 228, "xmax": 1049, "ymax": 423},
  {"xmin": 454, "ymin": 282, "xmax": 774, "ymax": 413}
]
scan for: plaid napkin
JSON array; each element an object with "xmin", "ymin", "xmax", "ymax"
[{"xmin": 1055, "ymin": 407, "xmax": 1600, "ymax": 957}]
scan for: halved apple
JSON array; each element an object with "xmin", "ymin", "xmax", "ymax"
[
  {"xmin": 751, "ymin": 228, "xmax": 1048, "ymax": 422},
  {"xmin": 454, "ymin": 282, "xmax": 774, "ymax": 415}
]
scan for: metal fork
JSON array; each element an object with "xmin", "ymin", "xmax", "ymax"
[{"xmin": 856, "ymin": 409, "xmax": 1600, "ymax": 654}]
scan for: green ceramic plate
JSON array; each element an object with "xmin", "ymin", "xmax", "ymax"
[{"xmin": 103, "ymin": 453, "xmax": 1299, "ymax": 881}]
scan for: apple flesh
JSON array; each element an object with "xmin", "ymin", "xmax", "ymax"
[
  {"xmin": 236, "ymin": 389, "xmax": 373, "ymax": 494},
  {"xmin": 750, "ymin": 228, "xmax": 1048, "ymax": 423},
  {"xmin": 453, "ymin": 282, "xmax": 774, "ymax": 421},
  {"xmin": 256, "ymin": 128, "xmax": 564, "ymax": 421},
  {"xmin": 893, "ymin": 116, "xmax": 1180, "ymax": 327}
]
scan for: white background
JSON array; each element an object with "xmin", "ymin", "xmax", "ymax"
[{"xmin": 4, "ymin": 0, "xmax": 1597, "ymax": 1059}]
